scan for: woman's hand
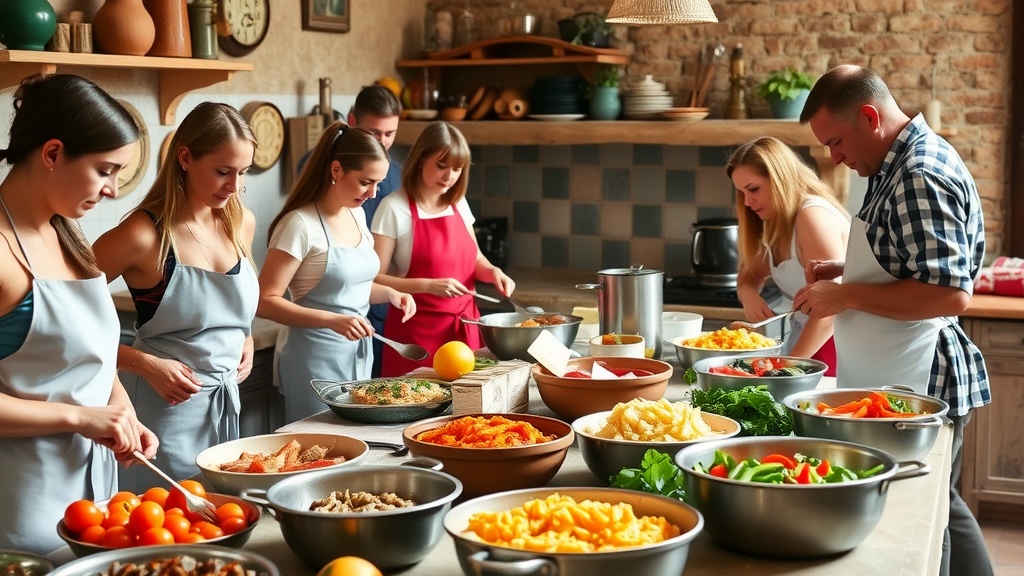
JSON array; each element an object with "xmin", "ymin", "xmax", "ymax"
[
  {"xmin": 491, "ymin": 269, "xmax": 515, "ymax": 298},
  {"xmin": 740, "ymin": 295, "xmax": 775, "ymax": 323},
  {"xmin": 236, "ymin": 337, "xmax": 254, "ymax": 383},
  {"xmin": 793, "ymin": 280, "xmax": 845, "ymax": 319},
  {"xmin": 426, "ymin": 277, "xmax": 470, "ymax": 298},
  {"xmin": 389, "ymin": 290, "xmax": 416, "ymax": 323},
  {"xmin": 141, "ymin": 357, "xmax": 202, "ymax": 405},
  {"xmin": 805, "ymin": 259, "xmax": 845, "ymax": 284},
  {"xmin": 77, "ymin": 404, "xmax": 150, "ymax": 456},
  {"xmin": 327, "ymin": 314, "xmax": 374, "ymax": 341}
]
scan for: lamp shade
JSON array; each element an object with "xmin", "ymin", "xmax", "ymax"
[{"xmin": 606, "ymin": 0, "xmax": 718, "ymax": 24}]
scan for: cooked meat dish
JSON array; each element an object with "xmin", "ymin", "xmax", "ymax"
[
  {"xmin": 350, "ymin": 378, "xmax": 450, "ymax": 405},
  {"xmin": 215, "ymin": 439, "xmax": 345, "ymax": 473},
  {"xmin": 95, "ymin": 556, "xmax": 268, "ymax": 576},
  {"xmin": 515, "ymin": 314, "xmax": 566, "ymax": 327},
  {"xmin": 310, "ymin": 489, "xmax": 416, "ymax": 513}
]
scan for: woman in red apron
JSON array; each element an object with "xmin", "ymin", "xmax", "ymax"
[{"xmin": 372, "ymin": 122, "xmax": 515, "ymax": 376}]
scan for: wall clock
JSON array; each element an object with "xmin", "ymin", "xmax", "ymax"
[
  {"xmin": 217, "ymin": 0, "xmax": 270, "ymax": 57},
  {"xmin": 240, "ymin": 101, "xmax": 285, "ymax": 172},
  {"xmin": 116, "ymin": 100, "xmax": 149, "ymax": 197}
]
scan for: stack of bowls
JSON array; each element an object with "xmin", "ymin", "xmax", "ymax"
[
  {"xmin": 622, "ymin": 75, "xmax": 674, "ymax": 119},
  {"xmin": 529, "ymin": 76, "xmax": 587, "ymax": 116}
]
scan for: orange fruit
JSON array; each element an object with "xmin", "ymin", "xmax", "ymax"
[
  {"xmin": 432, "ymin": 341, "xmax": 475, "ymax": 381},
  {"xmin": 317, "ymin": 556, "xmax": 382, "ymax": 576}
]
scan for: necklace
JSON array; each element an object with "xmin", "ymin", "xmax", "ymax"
[{"xmin": 184, "ymin": 221, "xmax": 214, "ymax": 269}]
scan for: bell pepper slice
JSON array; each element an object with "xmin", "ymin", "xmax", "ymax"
[
  {"xmin": 794, "ymin": 462, "xmax": 813, "ymax": 484},
  {"xmin": 709, "ymin": 463, "xmax": 728, "ymax": 478},
  {"xmin": 760, "ymin": 453, "xmax": 798, "ymax": 469},
  {"xmin": 708, "ymin": 365, "xmax": 753, "ymax": 377}
]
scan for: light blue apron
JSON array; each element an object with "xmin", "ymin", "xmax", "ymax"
[
  {"xmin": 0, "ymin": 200, "xmax": 119, "ymax": 555},
  {"xmin": 119, "ymin": 246, "xmax": 258, "ymax": 493},
  {"xmin": 275, "ymin": 207, "xmax": 378, "ymax": 423}
]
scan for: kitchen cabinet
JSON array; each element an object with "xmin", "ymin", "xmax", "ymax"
[
  {"xmin": 239, "ymin": 348, "xmax": 285, "ymax": 438},
  {"xmin": 961, "ymin": 317, "xmax": 1024, "ymax": 520},
  {"xmin": 0, "ymin": 50, "xmax": 253, "ymax": 125}
]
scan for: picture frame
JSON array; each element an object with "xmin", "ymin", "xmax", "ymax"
[{"xmin": 302, "ymin": 0, "xmax": 350, "ymax": 33}]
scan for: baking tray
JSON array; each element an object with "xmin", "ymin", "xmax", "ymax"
[{"xmin": 310, "ymin": 378, "xmax": 453, "ymax": 424}]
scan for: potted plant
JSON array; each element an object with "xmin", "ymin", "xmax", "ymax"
[
  {"xmin": 563, "ymin": 12, "xmax": 613, "ymax": 48},
  {"xmin": 757, "ymin": 67, "xmax": 814, "ymax": 119},
  {"xmin": 589, "ymin": 64, "xmax": 621, "ymax": 120}
]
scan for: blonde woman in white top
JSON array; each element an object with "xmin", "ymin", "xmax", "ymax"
[{"xmin": 728, "ymin": 137, "xmax": 849, "ymax": 375}]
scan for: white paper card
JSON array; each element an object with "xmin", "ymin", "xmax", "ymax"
[{"xmin": 528, "ymin": 330, "xmax": 571, "ymax": 377}]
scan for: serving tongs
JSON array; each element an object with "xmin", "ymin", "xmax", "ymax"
[{"xmin": 132, "ymin": 451, "xmax": 220, "ymax": 524}]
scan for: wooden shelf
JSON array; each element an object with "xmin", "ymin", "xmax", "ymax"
[
  {"xmin": 397, "ymin": 35, "xmax": 629, "ymax": 69},
  {"xmin": 0, "ymin": 50, "xmax": 253, "ymax": 125},
  {"xmin": 395, "ymin": 119, "xmax": 850, "ymax": 204}
]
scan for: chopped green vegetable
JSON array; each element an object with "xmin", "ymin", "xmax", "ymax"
[
  {"xmin": 683, "ymin": 367, "xmax": 698, "ymax": 385},
  {"xmin": 690, "ymin": 385, "xmax": 793, "ymax": 436},
  {"xmin": 610, "ymin": 449, "xmax": 686, "ymax": 501},
  {"xmin": 474, "ymin": 357, "xmax": 497, "ymax": 370},
  {"xmin": 886, "ymin": 394, "xmax": 912, "ymax": 413}
]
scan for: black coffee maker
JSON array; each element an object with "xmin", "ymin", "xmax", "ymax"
[
  {"xmin": 691, "ymin": 217, "xmax": 740, "ymax": 287},
  {"xmin": 474, "ymin": 217, "xmax": 508, "ymax": 269}
]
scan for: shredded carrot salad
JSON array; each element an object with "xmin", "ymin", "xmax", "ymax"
[{"xmin": 415, "ymin": 415, "xmax": 557, "ymax": 448}]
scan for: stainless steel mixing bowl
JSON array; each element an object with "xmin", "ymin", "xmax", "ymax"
[
  {"xmin": 241, "ymin": 464, "xmax": 462, "ymax": 571},
  {"xmin": 461, "ymin": 312, "xmax": 581, "ymax": 361},
  {"xmin": 675, "ymin": 436, "xmax": 929, "ymax": 559},
  {"xmin": 673, "ymin": 337, "xmax": 782, "ymax": 369},
  {"xmin": 445, "ymin": 487, "xmax": 703, "ymax": 576},
  {"xmin": 783, "ymin": 388, "xmax": 950, "ymax": 461},
  {"xmin": 692, "ymin": 355, "xmax": 827, "ymax": 399}
]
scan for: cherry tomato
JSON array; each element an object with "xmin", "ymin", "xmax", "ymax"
[
  {"xmin": 141, "ymin": 487, "xmax": 169, "ymax": 508},
  {"xmin": 101, "ymin": 526, "xmax": 134, "ymax": 549},
  {"xmin": 165, "ymin": 479, "xmax": 207, "ymax": 513},
  {"xmin": 164, "ymin": 507, "xmax": 185, "ymax": 517},
  {"xmin": 177, "ymin": 532, "xmax": 206, "ymax": 543},
  {"xmin": 63, "ymin": 499, "xmax": 104, "ymax": 535},
  {"xmin": 163, "ymin": 514, "xmax": 192, "ymax": 542},
  {"xmin": 78, "ymin": 525, "xmax": 106, "ymax": 545},
  {"xmin": 138, "ymin": 526, "xmax": 176, "ymax": 546},
  {"xmin": 218, "ymin": 516, "xmax": 248, "ymax": 535},
  {"xmin": 108, "ymin": 491, "xmax": 142, "ymax": 512},
  {"xmin": 190, "ymin": 520, "xmax": 224, "ymax": 540},
  {"xmin": 128, "ymin": 501, "xmax": 165, "ymax": 536},
  {"xmin": 216, "ymin": 502, "xmax": 246, "ymax": 522},
  {"xmin": 102, "ymin": 511, "xmax": 130, "ymax": 530}
]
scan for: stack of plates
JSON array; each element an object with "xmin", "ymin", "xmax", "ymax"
[
  {"xmin": 622, "ymin": 75, "xmax": 674, "ymax": 119},
  {"xmin": 530, "ymin": 76, "xmax": 587, "ymax": 116}
]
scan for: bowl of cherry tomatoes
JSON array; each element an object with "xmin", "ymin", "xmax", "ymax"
[
  {"xmin": 531, "ymin": 356, "xmax": 673, "ymax": 420},
  {"xmin": 57, "ymin": 480, "xmax": 260, "ymax": 557}
]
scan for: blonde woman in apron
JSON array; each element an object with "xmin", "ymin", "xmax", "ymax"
[
  {"xmin": 0, "ymin": 74, "xmax": 158, "ymax": 554},
  {"xmin": 728, "ymin": 137, "xmax": 849, "ymax": 376},
  {"xmin": 93, "ymin": 103, "xmax": 258, "ymax": 493},
  {"xmin": 258, "ymin": 122, "xmax": 415, "ymax": 423}
]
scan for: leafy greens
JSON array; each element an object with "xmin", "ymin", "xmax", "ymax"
[
  {"xmin": 610, "ymin": 449, "xmax": 686, "ymax": 501},
  {"xmin": 689, "ymin": 384, "xmax": 793, "ymax": 436}
]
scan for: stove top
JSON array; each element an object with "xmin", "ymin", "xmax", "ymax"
[{"xmin": 663, "ymin": 276, "xmax": 742, "ymax": 308}]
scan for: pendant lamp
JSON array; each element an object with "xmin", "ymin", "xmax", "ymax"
[{"xmin": 606, "ymin": 0, "xmax": 718, "ymax": 24}]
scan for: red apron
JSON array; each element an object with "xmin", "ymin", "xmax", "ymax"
[{"xmin": 380, "ymin": 196, "xmax": 481, "ymax": 376}]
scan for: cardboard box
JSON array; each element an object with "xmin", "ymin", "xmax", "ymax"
[{"xmin": 450, "ymin": 360, "xmax": 531, "ymax": 415}]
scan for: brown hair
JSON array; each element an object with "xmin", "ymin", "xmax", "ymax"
[
  {"xmin": 400, "ymin": 122, "xmax": 471, "ymax": 208},
  {"xmin": 726, "ymin": 137, "xmax": 847, "ymax": 265},
  {"xmin": 799, "ymin": 64, "xmax": 897, "ymax": 124},
  {"xmin": 269, "ymin": 121, "xmax": 389, "ymax": 239},
  {"xmin": 352, "ymin": 85, "xmax": 402, "ymax": 121},
  {"xmin": 134, "ymin": 102, "xmax": 256, "ymax": 267}
]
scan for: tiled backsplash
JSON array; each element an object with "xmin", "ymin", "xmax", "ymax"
[{"xmin": 392, "ymin": 142, "xmax": 813, "ymax": 276}]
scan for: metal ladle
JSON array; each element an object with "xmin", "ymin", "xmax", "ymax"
[
  {"xmin": 372, "ymin": 333, "xmax": 428, "ymax": 361},
  {"xmin": 507, "ymin": 296, "xmax": 543, "ymax": 315},
  {"xmin": 729, "ymin": 311, "xmax": 794, "ymax": 331}
]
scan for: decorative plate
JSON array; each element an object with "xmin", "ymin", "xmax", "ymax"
[
  {"xmin": 115, "ymin": 99, "xmax": 149, "ymax": 197},
  {"xmin": 310, "ymin": 378, "xmax": 453, "ymax": 424}
]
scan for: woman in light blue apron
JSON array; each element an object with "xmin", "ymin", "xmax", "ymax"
[
  {"xmin": 0, "ymin": 74, "xmax": 158, "ymax": 554},
  {"xmin": 93, "ymin": 103, "xmax": 258, "ymax": 493},
  {"xmin": 257, "ymin": 122, "xmax": 415, "ymax": 423}
]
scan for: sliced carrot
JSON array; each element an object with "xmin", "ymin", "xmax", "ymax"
[
  {"xmin": 833, "ymin": 398, "xmax": 871, "ymax": 414},
  {"xmin": 851, "ymin": 404, "xmax": 870, "ymax": 418},
  {"xmin": 761, "ymin": 453, "xmax": 798, "ymax": 469}
]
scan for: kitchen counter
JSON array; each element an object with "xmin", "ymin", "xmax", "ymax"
[{"xmin": 170, "ymin": 375, "xmax": 952, "ymax": 576}]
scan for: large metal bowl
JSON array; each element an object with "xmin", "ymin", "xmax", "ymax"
[
  {"xmin": 445, "ymin": 487, "xmax": 703, "ymax": 576},
  {"xmin": 195, "ymin": 432, "xmax": 368, "ymax": 495},
  {"xmin": 47, "ymin": 544, "xmax": 278, "ymax": 576},
  {"xmin": 572, "ymin": 410, "xmax": 741, "ymax": 481},
  {"xmin": 672, "ymin": 335, "xmax": 782, "ymax": 369},
  {"xmin": 783, "ymin": 388, "xmax": 950, "ymax": 461},
  {"xmin": 0, "ymin": 549, "xmax": 54, "ymax": 575},
  {"xmin": 462, "ymin": 312, "xmax": 581, "ymax": 361},
  {"xmin": 675, "ymin": 436, "xmax": 929, "ymax": 558},
  {"xmin": 692, "ymin": 355, "xmax": 827, "ymax": 399},
  {"xmin": 241, "ymin": 464, "xmax": 462, "ymax": 571}
]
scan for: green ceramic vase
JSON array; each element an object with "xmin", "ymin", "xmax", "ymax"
[
  {"xmin": 589, "ymin": 86, "xmax": 621, "ymax": 120},
  {"xmin": 768, "ymin": 89, "xmax": 810, "ymax": 120},
  {"xmin": 0, "ymin": 0, "xmax": 57, "ymax": 50}
]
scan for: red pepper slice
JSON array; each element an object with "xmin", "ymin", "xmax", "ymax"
[
  {"xmin": 749, "ymin": 358, "xmax": 774, "ymax": 376},
  {"xmin": 708, "ymin": 366, "xmax": 753, "ymax": 377},
  {"xmin": 760, "ymin": 453, "xmax": 797, "ymax": 469},
  {"xmin": 816, "ymin": 460, "xmax": 831, "ymax": 477},
  {"xmin": 794, "ymin": 462, "xmax": 813, "ymax": 484},
  {"xmin": 709, "ymin": 463, "xmax": 729, "ymax": 478}
]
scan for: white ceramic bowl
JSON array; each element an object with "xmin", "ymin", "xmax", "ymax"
[
  {"xmin": 661, "ymin": 312, "xmax": 703, "ymax": 350},
  {"xmin": 588, "ymin": 334, "xmax": 645, "ymax": 358}
]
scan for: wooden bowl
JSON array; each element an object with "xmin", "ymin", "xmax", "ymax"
[
  {"xmin": 402, "ymin": 413, "xmax": 574, "ymax": 497},
  {"xmin": 532, "ymin": 356, "xmax": 673, "ymax": 421}
]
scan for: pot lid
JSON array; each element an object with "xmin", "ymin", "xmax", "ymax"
[{"xmin": 598, "ymin": 265, "xmax": 663, "ymax": 276}]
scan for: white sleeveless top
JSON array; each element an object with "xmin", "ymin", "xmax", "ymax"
[{"xmin": 769, "ymin": 196, "xmax": 849, "ymax": 303}]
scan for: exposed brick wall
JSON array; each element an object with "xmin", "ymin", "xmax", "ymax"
[{"xmin": 427, "ymin": 0, "xmax": 1013, "ymax": 255}]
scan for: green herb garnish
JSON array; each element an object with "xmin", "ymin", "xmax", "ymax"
[
  {"xmin": 474, "ymin": 357, "xmax": 497, "ymax": 370},
  {"xmin": 610, "ymin": 449, "xmax": 686, "ymax": 501},
  {"xmin": 690, "ymin": 385, "xmax": 793, "ymax": 436}
]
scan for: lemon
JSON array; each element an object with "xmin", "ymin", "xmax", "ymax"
[
  {"xmin": 375, "ymin": 76, "xmax": 402, "ymax": 98},
  {"xmin": 433, "ymin": 340, "xmax": 476, "ymax": 381},
  {"xmin": 317, "ymin": 556, "xmax": 382, "ymax": 576}
]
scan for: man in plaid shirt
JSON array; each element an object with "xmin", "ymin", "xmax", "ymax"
[{"xmin": 794, "ymin": 65, "xmax": 992, "ymax": 576}]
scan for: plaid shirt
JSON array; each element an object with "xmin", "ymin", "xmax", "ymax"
[{"xmin": 860, "ymin": 114, "xmax": 990, "ymax": 416}]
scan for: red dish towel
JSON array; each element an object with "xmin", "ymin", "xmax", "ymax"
[{"xmin": 975, "ymin": 256, "xmax": 1024, "ymax": 297}]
